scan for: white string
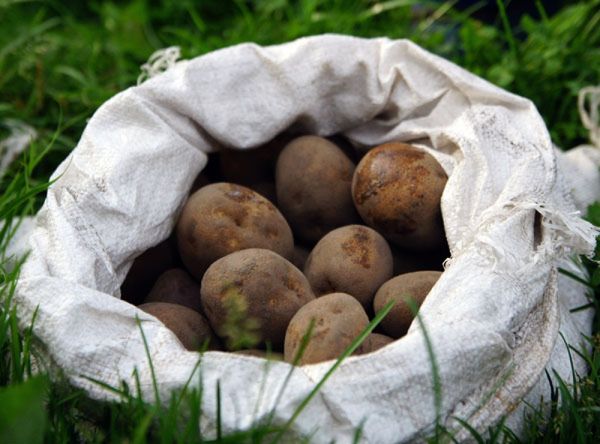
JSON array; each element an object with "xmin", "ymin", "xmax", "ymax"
[
  {"xmin": 0, "ymin": 119, "xmax": 37, "ymax": 179},
  {"xmin": 137, "ymin": 46, "xmax": 182, "ymax": 85},
  {"xmin": 578, "ymin": 86, "xmax": 600, "ymax": 148}
]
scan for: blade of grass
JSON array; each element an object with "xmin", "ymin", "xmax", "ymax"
[
  {"xmin": 135, "ymin": 316, "xmax": 161, "ymax": 406},
  {"xmin": 495, "ymin": 0, "xmax": 519, "ymax": 60}
]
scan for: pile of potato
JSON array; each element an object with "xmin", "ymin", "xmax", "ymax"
[{"xmin": 121, "ymin": 135, "xmax": 448, "ymax": 365}]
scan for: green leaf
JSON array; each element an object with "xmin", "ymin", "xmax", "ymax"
[{"xmin": 0, "ymin": 376, "xmax": 48, "ymax": 444}]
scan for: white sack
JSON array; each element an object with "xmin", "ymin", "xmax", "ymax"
[{"xmin": 15, "ymin": 35, "xmax": 598, "ymax": 442}]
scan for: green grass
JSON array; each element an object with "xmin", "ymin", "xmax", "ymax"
[{"xmin": 1, "ymin": 0, "xmax": 600, "ymax": 442}]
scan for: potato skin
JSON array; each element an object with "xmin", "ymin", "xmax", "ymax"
[
  {"xmin": 304, "ymin": 225, "xmax": 393, "ymax": 308},
  {"xmin": 373, "ymin": 271, "xmax": 442, "ymax": 338},
  {"xmin": 139, "ymin": 302, "xmax": 220, "ymax": 351},
  {"xmin": 284, "ymin": 293, "xmax": 369, "ymax": 365},
  {"xmin": 201, "ymin": 248, "xmax": 314, "ymax": 350},
  {"xmin": 176, "ymin": 183, "xmax": 294, "ymax": 280},
  {"xmin": 276, "ymin": 136, "xmax": 360, "ymax": 244},
  {"xmin": 352, "ymin": 142, "xmax": 447, "ymax": 250},
  {"xmin": 144, "ymin": 268, "xmax": 202, "ymax": 313},
  {"xmin": 355, "ymin": 333, "xmax": 394, "ymax": 355}
]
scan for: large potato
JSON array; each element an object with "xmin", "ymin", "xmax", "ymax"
[
  {"xmin": 276, "ymin": 136, "xmax": 359, "ymax": 244},
  {"xmin": 201, "ymin": 248, "xmax": 314, "ymax": 350},
  {"xmin": 139, "ymin": 302, "xmax": 220, "ymax": 351},
  {"xmin": 304, "ymin": 225, "xmax": 393, "ymax": 308},
  {"xmin": 352, "ymin": 142, "xmax": 447, "ymax": 250},
  {"xmin": 176, "ymin": 183, "xmax": 294, "ymax": 280},
  {"xmin": 284, "ymin": 293, "xmax": 369, "ymax": 365},
  {"xmin": 373, "ymin": 271, "xmax": 442, "ymax": 338},
  {"xmin": 144, "ymin": 268, "xmax": 202, "ymax": 313}
]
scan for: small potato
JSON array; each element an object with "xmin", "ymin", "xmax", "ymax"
[
  {"xmin": 177, "ymin": 183, "xmax": 294, "ymax": 280},
  {"xmin": 373, "ymin": 271, "xmax": 442, "ymax": 338},
  {"xmin": 144, "ymin": 268, "xmax": 202, "ymax": 313},
  {"xmin": 352, "ymin": 142, "xmax": 447, "ymax": 250},
  {"xmin": 355, "ymin": 333, "xmax": 394, "ymax": 355},
  {"xmin": 121, "ymin": 236, "xmax": 180, "ymax": 306},
  {"xmin": 139, "ymin": 302, "xmax": 220, "ymax": 351},
  {"xmin": 304, "ymin": 225, "xmax": 393, "ymax": 308},
  {"xmin": 284, "ymin": 293, "xmax": 369, "ymax": 365},
  {"xmin": 276, "ymin": 136, "xmax": 360, "ymax": 244},
  {"xmin": 201, "ymin": 248, "xmax": 315, "ymax": 350}
]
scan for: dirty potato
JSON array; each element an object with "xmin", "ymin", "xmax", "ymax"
[
  {"xmin": 176, "ymin": 183, "xmax": 294, "ymax": 280},
  {"xmin": 352, "ymin": 142, "xmax": 447, "ymax": 250},
  {"xmin": 284, "ymin": 293, "xmax": 369, "ymax": 365},
  {"xmin": 373, "ymin": 271, "xmax": 442, "ymax": 338},
  {"xmin": 276, "ymin": 136, "xmax": 360, "ymax": 244},
  {"xmin": 201, "ymin": 248, "xmax": 314, "ymax": 350},
  {"xmin": 304, "ymin": 225, "xmax": 393, "ymax": 308}
]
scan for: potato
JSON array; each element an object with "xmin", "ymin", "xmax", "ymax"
[
  {"xmin": 304, "ymin": 225, "xmax": 393, "ymax": 308},
  {"xmin": 139, "ymin": 302, "xmax": 220, "ymax": 351},
  {"xmin": 284, "ymin": 293, "xmax": 369, "ymax": 365},
  {"xmin": 144, "ymin": 268, "xmax": 202, "ymax": 313},
  {"xmin": 276, "ymin": 136, "xmax": 360, "ymax": 244},
  {"xmin": 176, "ymin": 183, "xmax": 294, "ymax": 280},
  {"xmin": 355, "ymin": 333, "xmax": 394, "ymax": 355},
  {"xmin": 352, "ymin": 142, "xmax": 447, "ymax": 250},
  {"xmin": 201, "ymin": 248, "xmax": 314, "ymax": 350},
  {"xmin": 373, "ymin": 271, "xmax": 442, "ymax": 338},
  {"xmin": 121, "ymin": 236, "xmax": 180, "ymax": 306}
]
